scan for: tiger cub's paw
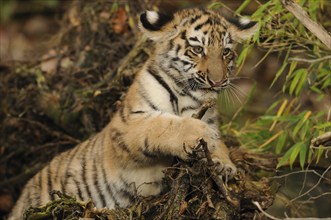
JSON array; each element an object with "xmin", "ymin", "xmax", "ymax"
[
  {"xmin": 212, "ymin": 157, "xmax": 237, "ymax": 180},
  {"xmin": 180, "ymin": 118, "xmax": 220, "ymax": 158}
]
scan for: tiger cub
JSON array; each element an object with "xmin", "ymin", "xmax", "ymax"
[{"xmin": 9, "ymin": 8, "xmax": 257, "ymax": 219}]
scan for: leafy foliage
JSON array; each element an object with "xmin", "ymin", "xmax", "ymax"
[{"xmin": 211, "ymin": 0, "xmax": 331, "ymax": 168}]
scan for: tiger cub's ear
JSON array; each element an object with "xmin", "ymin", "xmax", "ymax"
[
  {"xmin": 139, "ymin": 11, "xmax": 174, "ymax": 41},
  {"xmin": 226, "ymin": 17, "xmax": 258, "ymax": 42}
]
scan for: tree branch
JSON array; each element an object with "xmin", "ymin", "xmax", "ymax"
[{"xmin": 281, "ymin": 0, "xmax": 331, "ymax": 49}]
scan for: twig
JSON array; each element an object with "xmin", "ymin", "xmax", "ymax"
[
  {"xmin": 198, "ymin": 139, "xmax": 239, "ymax": 207},
  {"xmin": 281, "ymin": 0, "xmax": 331, "ymax": 49},
  {"xmin": 311, "ymin": 131, "xmax": 331, "ymax": 147},
  {"xmin": 288, "ymin": 55, "xmax": 331, "ymax": 63},
  {"xmin": 191, "ymin": 99, "xmax": 239, "ymax": 207},
  {"xmin": 252, "ymin": 201, "xmax": 281, "ymax": 220},
  {"xmin": 299, "ymin": 192, "xmax": 331, "ymax": 205},
  {"xmin": 287, "ymin": 166, "xmax": 331, "ymax": 205},
  {"xmin": 269, "ymin": 169, "xmax": 331, "ymax": 182},
  {"xmin": 192, "ymin": 99, "xmax": 215, "ymax": 120},
  {"xmin": 253, "ymin": 200, "xmax": 331, "ymax": 220}
]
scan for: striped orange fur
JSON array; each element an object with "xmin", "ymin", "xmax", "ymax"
[{"xmin": 9, "ymin": 8, "xmax": 257, "ymax": 219}]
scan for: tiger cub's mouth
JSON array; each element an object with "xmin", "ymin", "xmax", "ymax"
[{"xmin": 208, "ymin": 78, "xmax": 230, "ymax": 89}]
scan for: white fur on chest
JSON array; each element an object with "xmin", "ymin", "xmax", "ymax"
[
  {"xmin": 140, "ymin": 72, "xmax": 174, "ymax": 112},
  {"xmin": 123, "ymin": 161, "xmax": 170, "ymax": 196}
]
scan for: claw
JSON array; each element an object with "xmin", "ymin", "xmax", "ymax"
[{"xmin": 212, "ymin": 158, "xmax": 237, "ymax": 180}]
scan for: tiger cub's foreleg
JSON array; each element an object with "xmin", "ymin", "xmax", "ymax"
[
  {"xmin": 114, "ymin": 112, "xmax": 220, "ymax": 160},
  {"xmin": 114, "ymin": 110, "xmax": 237, "ymax": 178}
]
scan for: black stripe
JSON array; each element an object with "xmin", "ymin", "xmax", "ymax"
[
  {"xmin": 119, "ymin": 176, "xmax": 135, "ymax": 203},
  {"xmin": 62, "ymin": 142, "xmax": 84, "ymax": 194},
  {"xmin": 180, "ymin": 30, "xmax": 186, "ymax": 40},
  {"xmin": 207, "ymin": 118, "xmax": 215, "ymax": 124},
  {"xmin": 143, "ymin": 151, "xmax": 158, "ymax": 159},
  {"xmin": 202, "ymin": 9, "xmax": 211, "ymax": 15},
  {"xmin": 142, "ymin": 138, "xmax": 157, "ymax": 159},
  {"xmin": 181, "ymin": 60, "xmax": 192, "ymax": 66},
  {"xmin": 189, "ymin": 37, "xmax": 200, "ymax": 42},
  {"xmin": 73, "ymin": 178, "xmax": 84, "ymax": 201},
  {"xmin": 158, "ymin": 63, "xmax": 186, "ymax": 88},
  {"xmin": 194, "ymin": 77, "xmax": 205, "ymax": 84},
  {"xmin": 181, "ymin": 105, "xmax": 199, "ymax": 114},
  {"xmin": 168, "ymin": 64, "xmax": 181, "ymax": 74},
  {"xmin": 82, "ymin": 138, "xmax": 97, "ymax": 200},
  {"xmin": 101, "ymin": 161, "xmax": 119, "ymax": 207},
  {"xmin": 120, "ymin": 189, "xmax": 135, "ymax": 203},
  {"xmin": 119, "ymin": 175, "xmax": 132, "ymax": 189},
  {"xmin": 184, "ymin": 50, "xmax": 194, "ymax": 58},
  {"xmin": 181, "ymin": 90, "xmax": 202, "ymax": 104},
  {"xmin": 111, "ymin": 129, "xmax": 131, "ymax": 153},
  {"xmin": 47, "ymin": 165, "xmax": 54, "ymax": 200},
  {"xmin": 202, "ymin": 36, "xmax": 206, "ymax": 45},
  {"xmin": 138, "ymin": 88, "xmax": 159, "ymax": 110},
  {"xmin": 100, "ymin": 131, "xmax": 119, "ymax": 207},
  {"xmin": 169, "ymin": 38, "xmax": 174, "ymax": 51},
  {"xmin": 147, "ymin": 67, "xmax": 179, "ymax": 114},
  {"xmin": 175, "ymin": 45, "xmax": 182, "ymax": 55},
  {"xmin": 131, "ymin": 110, "xmax": 146, "ymax": 114},
  {"xmin": 118, "ymin": 141, "xmax": 130, "ymax": 153},
  {"xmin": 29, "ymin": 177, "xmax": 38, "ymax": 206},
  {"xmin": 93, "ymin": 159, "xmax": 107, "ymax": 207},
  {"xmin": 194, "ymin": 18, "xmax": 212, "ymax": 30},
  {"xmin": 190, "ymin": 15, "xmax": 202, "ymax": 24},
  {"xmin": 54, "ymin": 158, "xmax": 63, "ymax": 185}
]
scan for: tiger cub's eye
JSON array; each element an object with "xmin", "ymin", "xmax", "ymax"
[
  {"xmin": 223, "ymin": 48, "xmax": 231, "ymax": 56},
  {"xmin": 192, "ymin": 46, "xmax": 204, "ymax": 54}
]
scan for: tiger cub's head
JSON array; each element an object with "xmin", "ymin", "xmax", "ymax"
[{"xmin": 139, "ymin": 8, "xmax": 257, "ymax": 91}]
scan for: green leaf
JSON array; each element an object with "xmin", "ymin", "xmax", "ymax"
[
  {"xmin": 316, "ymin": 145, "xmax": 324, "ymax": 164},
  {"xmin": 299, "ymin": 143, "xmax": 308, "ymax": 169},
  {"xmin": 235, "ymin": 0, "xmax": 252, "ymax": 14},
  {"xmin": 252, "ymin": 23, "xmax": 261, "ymax": 44},
  {"xmin": 275, "ymin": 133, "xmax": 287, "ymax": 154},
  {"xmin": 252, "ymin": 1, "xmax": 271, "ymax": 18},
  {"xmin": 277, "ymin": 146, "xmax": 294, "ymax": 168},
  {"xmin": 271, "ymin": 62, "xmax": 287, "ymax": 88},
  {"xmin": 288, "ymin": 61, "xmax": 298, "ymax": 77},
  {"xmin": 293, "ymin": 111, "xmax": 311, "ymax": 137},
  {"xmin": 314, "ymin": 122, "xmax": 331, "ymax": 130},
  {"xmin": 300, "ymin": 120, "xmax": 310, "ymax": 140},
  {"xmin": 307, "ymin": 146, "xmax": 313, "ymax": 163},
  {"xmin": 289, "ymin": 142, "xmax": 302, "ymax": 168},
  {"xmin": 310, "ymin": 86, "xmax": 322, "ymax": 94},
  {"xmin": 207, "ymin": 2, "xmax": 224, "ymax": 9},
  {"xmin": 321, "ymin": 76, "xmax": 331, "ymax": 89},
  {"xmin": 236, "ymin": 45, "xmax": 252, "ymax": 67},
  {"xmin": 295, "ymin": 69, "xmax": 307, "ymax": 96},
  {"xmin": 289, "ymin": 68, "xmax": 305, "ymax": 95},
  {"xmin": 266, "ymin": 99, "xmax": 282, "ymax": 114},
  {"xmin": 270, "ymin": 46, "xmax": 292, "ymax": 88}
]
